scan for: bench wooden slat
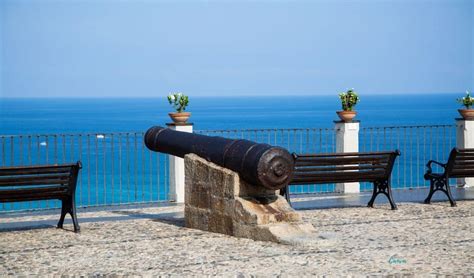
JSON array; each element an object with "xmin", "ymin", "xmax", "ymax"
[
  {"xmin": 0, "ymin": 185, "xmax": 68, "ymax": 196},
  {"xmin": 451, "ymin": 169, "xmax": 474, "ymax": 176},
  {"xmin": 453, "ymin": 162, "xmax": 474, "ymax": 167},
  {"xmin": 296, "ymin": 154, "xmax": 390, "ymax": 161},
  {"xmin": 454, "ymin": 155, "xmax": 474, "ymax": 159},
  {"xmin": 0, "ymin": 166, "xmax": 73, "ymax": 176},
  {"xmin": 291, "ymin": 175, "xmax": 386, "ymax": 185},
  {"xmin": 295, "ymin": 157, "xmax": 389, "ymax": 167},
  {"xmin": 291, "ymin": 171, "xmax": 387, "ymax": 184},
  {"xmin": 450, "ymin": 170, "xmax": 474, "ymax": 177},
  {"xmin": 0, "ymin": 177, "xmax": 71, "ymax": 186},
  {"xmin": 455, "ymin": 163, "xmax": 474, "ymax": 168},
  {"xmin": 0, "ymin": 193, "xmax": 69, "ymax": 202},
  {"xmin": 0, "ymin": 195, "xmax": 65, "ymax": 202},
  {"xmin": 0, "ymin": 173, "xmax": 70, "ymax": 185},
  {"xmin": 294, "ymin": 164, "xmax": 387, "ymax": 173},
  {"xmin": 451, "ymin": 165, "xmax": 474, "ymax": 171},
  {"xmin": 295, "ymin": 151, "xmax": 397, "ymax": 158},
  {"xmin": 293, "ymin": 169, "xmax": 387, "ymax": 177},
  {"xmin": 0, "ymin": 163, "xmax": 78, "ymax": 170}
]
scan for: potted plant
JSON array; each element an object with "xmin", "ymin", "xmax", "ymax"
[
  {"xmin": 336, "ymin": 89, "xmax": 359, "ymax": 122},
  {"xmin": 167, "ymin": 92, "xmax": 190, "ymax": 123},
  {"xmin": 457, "ymin": 91, "xmax": 474, "ymax": 120}
]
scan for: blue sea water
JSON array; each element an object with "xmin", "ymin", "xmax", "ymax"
[
  {"xmin": 0, "ymin": 94, "xmax": 461, "ymax": 134},
  {"xmin": 0, "ymin": 94, "xmax": 462, "ymax": 210}
]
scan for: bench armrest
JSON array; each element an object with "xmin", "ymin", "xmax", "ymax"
[{"xmin": 426, "ymin": 160, "xmax": 446, "ymax": 174}]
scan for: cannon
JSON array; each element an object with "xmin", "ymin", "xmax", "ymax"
[{"xmin": 144, "ymin": 126, "xmax": 295, "ymax": 190}]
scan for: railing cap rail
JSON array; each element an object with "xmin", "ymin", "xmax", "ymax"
[
  {"xmin": 0, "ymin": 131, "xmax": 146, "ymax": 138},
  {"xmin": 1, "ymin": 124, "xmax": 456, "ymax": 138}
]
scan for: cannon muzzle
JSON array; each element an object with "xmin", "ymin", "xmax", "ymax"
[{"xmin": 144, "ymin": 126, "xmax": 294, "ymax": 190}]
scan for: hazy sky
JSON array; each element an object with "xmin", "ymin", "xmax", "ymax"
[{"xmin": 0, "ymin": 0, "xmax": 473, "ymax": 97}]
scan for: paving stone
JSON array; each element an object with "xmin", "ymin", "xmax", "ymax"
[{"xmin": 0, "ymin": 201, "xmax": 472, "ymax": 276}]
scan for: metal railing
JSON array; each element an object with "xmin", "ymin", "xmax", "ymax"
[
  {"xmin": 195, "ymin": 128, "xmax": 336, "ymax": 154},
  {"xmin": 0, "ymin": 132, "xmax": 169, "ymax": 211},
  {"xmin": 197, "ymin": 124, "xmax": 457, "ymax": 193},
  {"xmin": 195, "ymin": 128, "xmax": 338, "ymax": 195},
  {"xmin": 359, "ymin": 125, "xmax": 456, "ymax": 190},
  {"xmin": 0, "ymin": 124, "xmax": 458, "ymax": 211}
]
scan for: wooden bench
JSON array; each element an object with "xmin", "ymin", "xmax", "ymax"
[
  {"xmin": 424, "ymin": 148, "xmax": 474, "ymax": 207},
  {"xmin": 280, "ymin": 150, "xmax": 400, "ymax": 210},
  {"xmin": 0, "ymin": 162, "xmax": 82, "ymax": 232}
]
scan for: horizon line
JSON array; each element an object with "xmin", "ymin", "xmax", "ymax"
[{"xmin": 0, "ymin": 92, "xmax": 463, "ymax": 99}]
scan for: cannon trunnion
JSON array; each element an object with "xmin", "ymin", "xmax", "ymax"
[{"xmin": 144, "ymin": 126, "xmax": 294, "ymax": 190}]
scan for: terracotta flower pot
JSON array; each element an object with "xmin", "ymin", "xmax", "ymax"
[
  {"xmin": 169, "ymin": 112, "xmax": 191, "ymax": 124},
  {"xmin": 458, "ymin": 109, "xmax": 474, "ymax": 120},
  {"xmin": 336, "ymin": 111, "xmax": 357, "ymax": 122}
]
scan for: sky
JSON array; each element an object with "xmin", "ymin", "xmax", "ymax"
[{"xmin": 0, "ymin": 0, "xmax": 473, "ymax": 98}]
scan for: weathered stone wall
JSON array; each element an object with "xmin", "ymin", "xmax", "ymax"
[{"xmin": 184, "ymin": 153, "xmax": 316, "ymax": 244}]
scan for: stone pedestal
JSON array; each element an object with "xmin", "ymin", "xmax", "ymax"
[
  {"xmin": 167, "ymin": 123, "xmax": 193, "ymax": 202},
  {"xmin": 334, "ymin": 121, "xmax": 360, "ymax": 193},
  {"xmin": 456, "ymin": 118, "xmax": 474, "ymax": 187},
  {"xmin": 184, "ymin": 154, "xmax": 317, "ymax": 245}
]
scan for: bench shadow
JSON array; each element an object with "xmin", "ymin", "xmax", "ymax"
[
  {"xmin": 0, "ymin": 224, "xmax": 56, "ymax": 232},
  {"xmin": 292, "ymin": 187, "xmax": 474, "ymax": 210},
  {"xmin": 0, "ymin": 211, "xmax": 185, "ymax": 233},
  {"xmin": 111, "ymin": 210, "xmax": 185, "ymax": 227}
]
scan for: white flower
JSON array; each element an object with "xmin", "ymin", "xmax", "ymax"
[{"xmin": 169, "ymin": 94, "xmax": 175, "ymax": 101}]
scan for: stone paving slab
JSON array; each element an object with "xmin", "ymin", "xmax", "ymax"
[{"xmin": 0, "ymin": 201, "xmax": 473, "ymax": 276}]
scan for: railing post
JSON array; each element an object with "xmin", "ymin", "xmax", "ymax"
[
  {"xmin": 456, "ymin": 118, "xmax": 474, "ymax": 187},
  {"xmin": 166, "ymin": 122, "xmax": 193, "ymax": 202},
  {"xmin": 334, "ymin": 120, "xmax": 360, "ymax": 193}
]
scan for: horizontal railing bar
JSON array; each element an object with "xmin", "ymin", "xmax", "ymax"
[
  {"xmin": 198, "ymin": 125, "xmax": 456, "ymax": 134},
  {"xmin": 0, "ymin": 132, "xmax": 147, "ymax": 138},
  {"xmin": 361, "ymin": 124, "xmax": 454, "ymax": 130},
  {"xmin": 195, "ymin": 128, "xmax": 334, "ymax": 133},
  {"xmin": 0, "ymin": 124, "xmax": 456, "ymax": 139}
]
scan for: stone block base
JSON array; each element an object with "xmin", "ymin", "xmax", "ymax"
[{"xmin": 184, "ymin": 154, "xmax": 316, "ymax": 245}]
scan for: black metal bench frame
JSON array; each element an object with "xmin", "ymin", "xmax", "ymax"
[
  {"xmin": 424, "ymin": 148, "xmax": 474, "ymax": 207},
  {"xmin": 281, "ymin": 150, "xmax": 400, "ymax": 210},
  {"xmin": 0, "ymin": 162, "xmax": 82, "ymax": 232}
]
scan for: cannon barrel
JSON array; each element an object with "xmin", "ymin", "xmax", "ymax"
[{"xmin": 144, "ymin": 126, "xmax": 294, "ymax": 190}]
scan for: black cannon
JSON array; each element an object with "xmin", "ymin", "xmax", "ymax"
[{"xmin": 144, "ymin": 126, "xmax": 294, "ymax": 190}]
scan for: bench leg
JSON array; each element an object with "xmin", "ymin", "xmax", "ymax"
[
  {"xmin": 70, "ymin": 197, "xmax": 80, "ymax": 232},
  {"xmin": 57, "ymin": 201, "xmax": 68, "ymax": 229},
  {"xmin": 445, "ymin": 182, "xmax": 457, "ymax": 207},
  {"xmin": 368, "ymin": 180, "xmax": 397, "ymax": 210},
  {"xmin": 279, "ymin": 185, "xmax": 292, "ymax": 207},
  {"xmin": 57, "ymin": 196, "xmax": 80, "ymax": 232},
  {"xmin": 424, "ymin": 181, "xmax": 435, "ymax": 205},
  {"xmin": 367, "ymin": 185, "xmax": 377, "ymax": 208},
  {"xmin": 424, "ymin": 177, "xmax": 456, "ymax": 207}
]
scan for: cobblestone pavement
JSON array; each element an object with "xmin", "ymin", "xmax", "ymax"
[{"xmin": 0, "ymin": 201, "xmax": 473, "ymax": 276}]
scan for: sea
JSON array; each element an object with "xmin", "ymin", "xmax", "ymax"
[
  {"xmin": 0, "ymin": 94, "xmax": 463, "ymax": 210},
  {"xmin": 0, "ymin": 94, "xmax": 460, "ymax": 134}
]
